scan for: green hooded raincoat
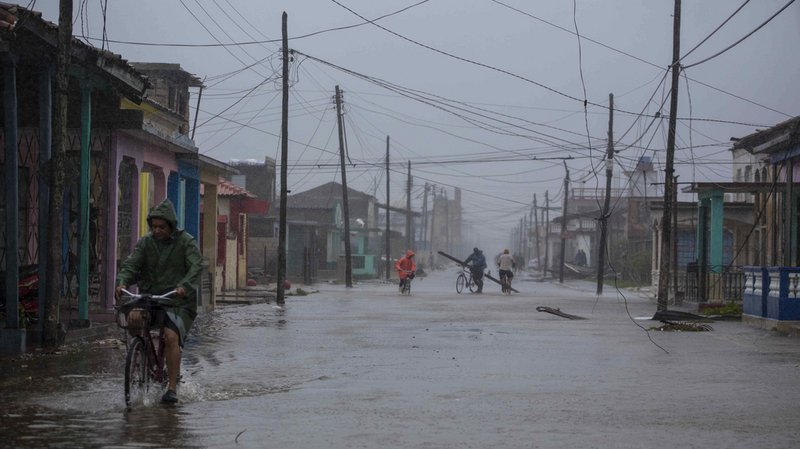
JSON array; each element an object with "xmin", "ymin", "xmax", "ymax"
[{"xmin": 116, "ymin": 199, "xmax": 202, "ymax": 345}]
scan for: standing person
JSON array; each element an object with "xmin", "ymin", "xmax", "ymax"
[
  {"xmin": 497, "ymin": 249, "xmax": 516, "ymax": 291},
  {"xmin": 395, "ymin": 250, "xmax": 417, "ymax": 292},
  {"xmin": 115, "ymin": 199, "xmax": 202, "ymax": 404},
  {"xmin": 463, "ymin": 247, "xmax": 487, "ymax": 293}
]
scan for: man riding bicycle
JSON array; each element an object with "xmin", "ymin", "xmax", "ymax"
[
  {"xmin": 115, "ymin": 199, "xmax": 202, "ymax": 404},
  {"xmin": 497, "ymin": 249, "xmax": 516, "ymax": 292},
  {"xmin": 463, "ymin": 247, "xmax": 486, "ymax": 293},
  {"xmin": 394, "ymin": 250, "xmax": 416, "ymax": 292}
]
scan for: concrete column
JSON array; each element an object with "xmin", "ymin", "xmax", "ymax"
[
  {"xmin": 709, "ymin": 191, "xmax": 725, "ymax": 273},
  {"xmin": 3, "ymin": 51, "xmax": 19, "ymax": 331},
  {"xmin": 104, "ymin": 134, "xmax": 120, "ymax": 311},
  {"xmin": 202, "ymin": 183, "xmax": 218, "ymax": 308},
  {"xmin": 37, "ymin": 63, "xmax": 52, "ymax": 332},
  {"xmin": 77, "ymin": 81, "xmax": 92, "ymax": 323}
]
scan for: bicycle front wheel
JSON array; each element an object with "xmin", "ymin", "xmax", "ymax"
[
  {"xmin": 125, "ymin": 337, "xmax": 150, "ymax": 407},
  {"xmin": 456, "ymin": 274, "xmax": 465, "ymax": 293}
]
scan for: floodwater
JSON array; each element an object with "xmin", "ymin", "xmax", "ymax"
[{"xmin": 2, "ymin": 267, "xmax": 800, "ymax": 448}]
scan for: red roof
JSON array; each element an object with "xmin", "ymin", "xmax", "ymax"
[{"xmin": 217, "ymin": 178, "xmax": 256, "ymax": 198}]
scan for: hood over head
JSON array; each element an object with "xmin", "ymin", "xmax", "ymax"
[
  {"xmin": 406, "ymin": 250, "xmax": 415, "ymax": 258},
  {"xmin": 147, "ymin": 199, "xmax": 179, "ymax": 232}
]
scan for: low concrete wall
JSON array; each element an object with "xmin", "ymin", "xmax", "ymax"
[{"xmin": 743, "ymin": 314, "xmax": 800, "ymax": 336}]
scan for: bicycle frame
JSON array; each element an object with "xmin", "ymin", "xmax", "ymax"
[
  {"xmin": 500, "ymin": 272, "xmax": 512, "ymax": 294},
  {"xmin": 456, "ymin": 267, "xmax": 475, "ymax": 294},
  {"xmin": 399, "ymin": 270, "xmax": 414, "ymax": 295},
  {"xmin": 117, "ymin": 289, "xmax": 176, "ymax": 403}
]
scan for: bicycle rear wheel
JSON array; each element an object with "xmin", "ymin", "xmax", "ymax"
[
  {"xmin": 125, "ymin": 337, "xmax": 150, "ymax": 407},
  {"xmin": 467, "ymin": 277, "xmax": 476, "ymax": 293},
  {"xmin": 456, "ymin": 273, "xmax": 465, "ymax": 293}
]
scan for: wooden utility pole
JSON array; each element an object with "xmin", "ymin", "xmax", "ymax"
[
  {"xmin": 544, "ymin": 190, "xmax": 550, "ymax": 277},
  {"xmin": 429, "ymin": 186, "xmax": 436, "ymax": 265},
  {"xmin": 533, "ymin": 194, "xmax": 540, "ymax": 266},
  {"xmin": 335, "ymin": 85, "xmax": 353, "ymax": 287},
  {"xmin": 672, "ymin": 175, "xmax": 679, "ymax": 303},
  {"xmin": 596, "ymin": 93, "xmax": 614, "ymax": 295},
  {"xmin": 528, "ymin": 201, "xmax": 534, "ymax": 262},
  {"xmin": 190, "ymin": 84, "xmax": 203, "ymax": 141},
  {"xmin": 656, "ymin": 0, "xmax": 681, "ymax": 312},
  {"xmin": 444, "ymin": 188, "xmax": 450, "ymax": 254},
  {"xmin": 385, "ymin": 136, "xmax": 390, "ymax": 280},
  {"xmin": 406, "ymin": 161, "xmax": 412, "ymax": 250},
  {"xmin": 785, "ymin": 160, "xmax": 794, "ymax": 266},
  {"xmin": 276, "ymin": 12, "xmax": 289, "ymax": 305},
  {"xmin": 43, "ymin": 0, "xmax": 73, "ymax": 347},
  {"xmin": 559, "ymin": 162, "xmax": 570, "ymax": 283},
  {"xmin": 422, "ymin": 183, "xmax": 429, "ymax": 249}
]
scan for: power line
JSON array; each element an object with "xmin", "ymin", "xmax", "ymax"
[
  {"xmin": 683, "ymin": 0, "xmax": 796, "ymax": 69},
  {"xmin": 487, "ymin": 0, "xmax": 793, "ymax": 117}
]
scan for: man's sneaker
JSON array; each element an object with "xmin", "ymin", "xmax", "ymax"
[{"xmin": 161, "ymin": 389, "xmax": 178, "ymax": 404}]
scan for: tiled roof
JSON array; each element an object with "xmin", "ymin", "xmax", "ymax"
[{"xmin": 218, "ymin": 178, "xmax": 256, "ymax": 198}]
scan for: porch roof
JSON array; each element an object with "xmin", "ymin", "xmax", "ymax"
[
  {"xmin": 732, "ymin": 116, "xmax": 800, "ymax": 156},
  {"xmin": 681, "ymin": 182, "xmax": 776, "ymax": 194},
  {"xmin": 198, "ymin": 154, "xmax": 239, "ymax": 177},
  {"xmin": 0, "ymin": 2, "xmax": 148, "ymax": 102}
]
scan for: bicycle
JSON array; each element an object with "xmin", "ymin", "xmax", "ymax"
[
  {"xmin": 115, "ymin": 288, "xmax": 177, "ymax": 407},
  {"xmin": 455, "ymin": 266, "xmax": 475, "ymax": 294},
  {"xmin": 399, "ymin": 271, "xmax": 414, "ymax": 295},
  {"xmin": 500, "ymin": 272, "xmax": 512, "ymax": 295}
]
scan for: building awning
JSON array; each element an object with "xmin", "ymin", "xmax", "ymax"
[{"xmin": 681, "ymin": 182, "xmax": 777, "ymax": 194}]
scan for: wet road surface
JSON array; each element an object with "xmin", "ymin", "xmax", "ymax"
[{"xmin": 2, "ymin": 267, "xmax": 800, "ymax": 448}]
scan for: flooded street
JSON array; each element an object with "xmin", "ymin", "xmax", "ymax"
[{"xmin": 2, "ymin": 268, "xmax": 800, "ymax": 448}]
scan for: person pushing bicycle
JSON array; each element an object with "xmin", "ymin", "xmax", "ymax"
[
  {"xmin": 115, "ymin": 199, "xmax": 202, "ymax": 404},
  {"xmin": 463, "ymin": 247, "xmax": 487, "ymax": 293},
  {"xmin": 394, "ymin": 250, "xmax": 417, "ymax": 293}
]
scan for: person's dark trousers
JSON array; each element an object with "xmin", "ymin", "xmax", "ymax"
[{"xmin": 471, "ymin": 268, "xmax": 484, "ymax": 293}]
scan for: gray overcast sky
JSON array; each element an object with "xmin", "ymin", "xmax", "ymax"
[{"xmin": 39, "ymin": 0, "xmax": 800, "ymax": 251}]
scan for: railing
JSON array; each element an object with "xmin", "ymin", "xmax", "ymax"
[
  {"xmin": 744, "ymin": 266, "xmax": 800, "ymax": 320},
  {"xmin": 684, "ymin": 264, "xmax": 744, "ymax": 303}
]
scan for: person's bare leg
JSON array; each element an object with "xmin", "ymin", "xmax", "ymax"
[{"xmin": 164, "ymin": 327, "xmax": 181, "ymax": 392}]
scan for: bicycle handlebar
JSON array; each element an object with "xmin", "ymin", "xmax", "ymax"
[{"xmin": 118, "ymin": 288, "xmax": 178, "ymax": 301}]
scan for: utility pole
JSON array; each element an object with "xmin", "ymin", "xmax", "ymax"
[
  {"xmin": 528, "ymin": 201, "xmax": 534, "ymax": 263},
  {"xmin": 672, "ymin": 175, "xmax": 679, "ymax": 303},
  {"xmin": 429, "ymin": 186, "xmax": 436, "ymax": 265},
  {"xmin": 385, "ymin": 136, "xmax": 390, "ymax": 280},
  {"xmin": 43, "ymin": 0, "xmax": 73, "ymax": 347},
  {"xmin": 276, "ymin": 12, "xmax": 289, "ymax": 305},
  {"xmin": 559, "ymin": 162, "xmax": 570, "ymax": 283},
  {"xmin": 533, "ymin": 194, "xmax": 540, "ymax": 267},
  {"xmin": 422, "ymin": 183, "xmax": 429, "ymax": 250},
  {"xmin": 544, "ymin": 190, "xmax": 550, "ymax": 277},
  {"xmin": 444, "ymin": 188, "xmax": 450, "ymax": 254},
  {"xmin": 656, "ymin": 0, "xmax": 681, "ymax": 312},
  {"xmin": 406, "ymin": 161, "xmax": 412, "ymax": 250},
  {"xmin": 785, "ymin": 160, "xmax": 794, "ymax": 266},
  {"xmin": 190, "ymin": 84, "xmax": 203, "ymax": 141},
  {"xmin": 596, "ymin": 93, "xmax": 614, "ymax": 295},
  {"xmin": 335, "ymin": 85, "xmax": 353, "ymax": 287}
]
